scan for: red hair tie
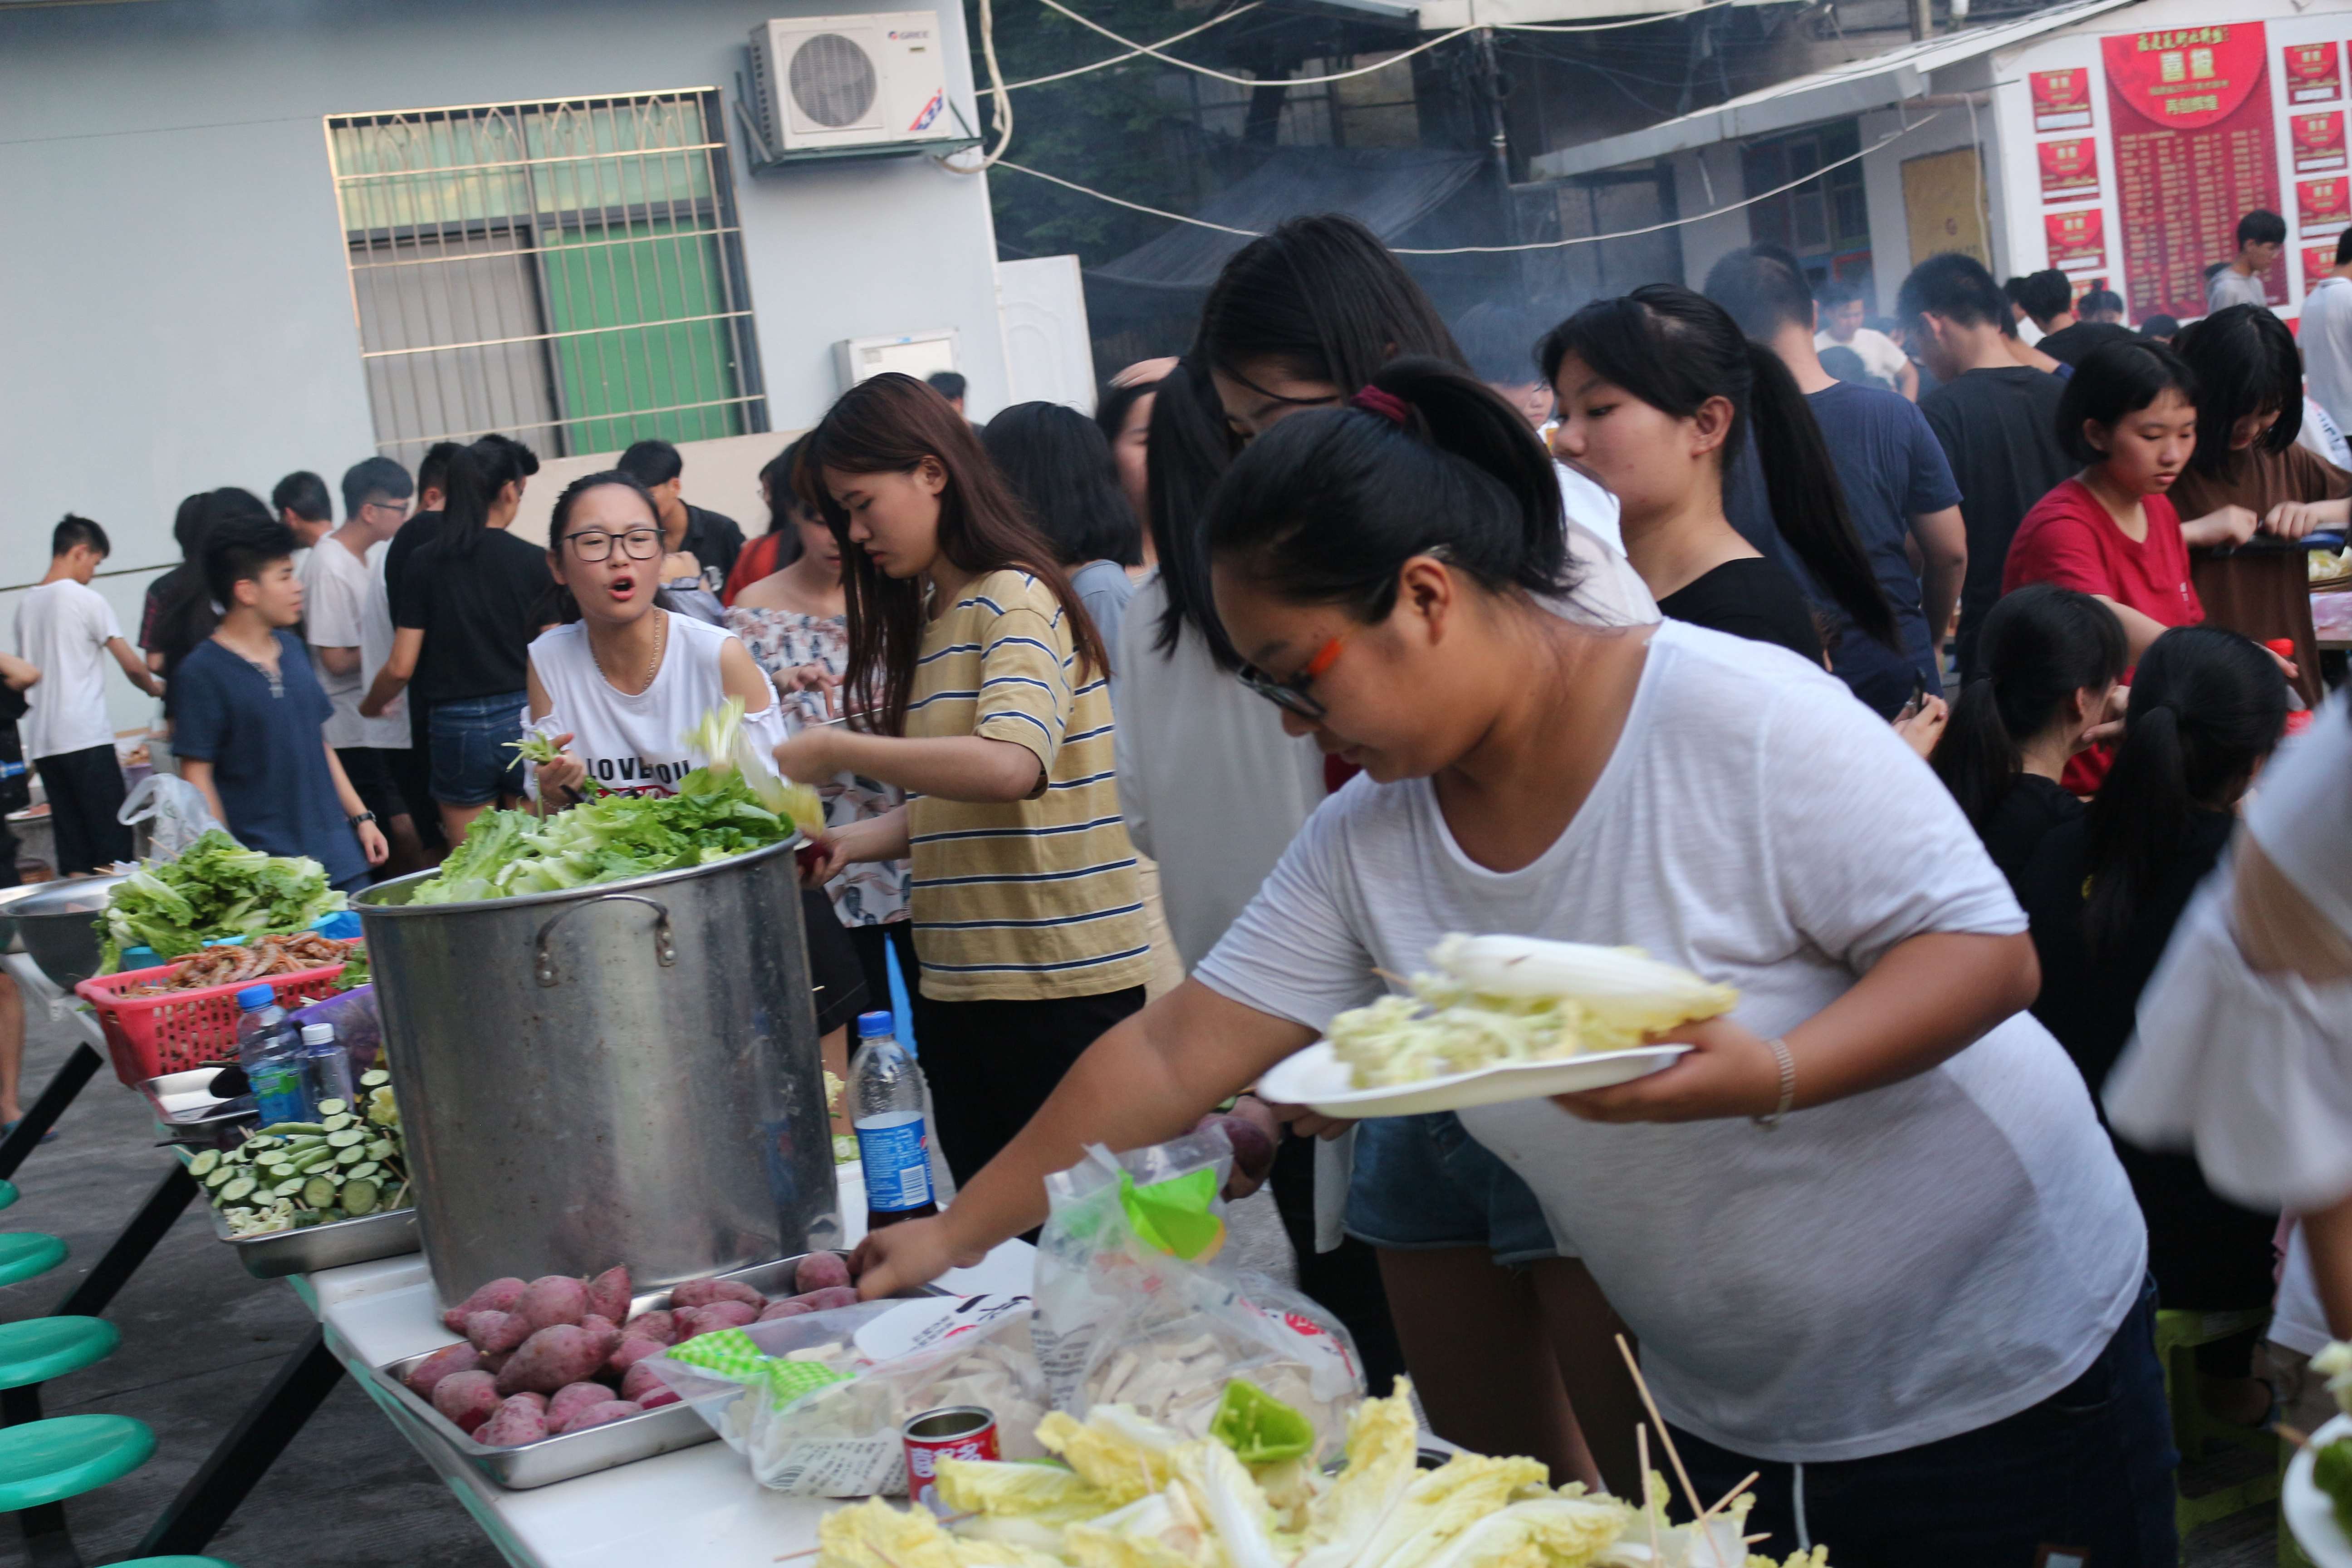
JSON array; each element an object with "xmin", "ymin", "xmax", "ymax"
[{"xmin": 1350, "ymin": 386, "xmax": 1410, "ymax": 426}]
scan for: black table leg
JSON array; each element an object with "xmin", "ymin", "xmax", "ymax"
[
  {"xmin": 49, "ymin": 1163, "xmax": 198, "ymax": 1320},
  {"xmin": 1, "ymin": 1382, "xmax": 43, "ymax": 1426},
  {"xmin": 133, "ymin": 1324, "xmax": 343, "ymax": 1558},
  {"xmin": 17, "ymin": 1497, "xmax": 79, "ymax": 1568},
  {"xmin": 0, "ymin": 1042, "xmax": 101, "ymax": 1180}
]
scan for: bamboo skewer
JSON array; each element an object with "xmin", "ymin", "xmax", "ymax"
[{"xmin": 1617, "ymin": 1333, "xmax": 1731, "ymax": 1568}]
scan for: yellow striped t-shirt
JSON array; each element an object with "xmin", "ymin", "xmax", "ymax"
[{"xmin": 904, "ymin": 569, "xmax": 1151, "ymax": 1002}]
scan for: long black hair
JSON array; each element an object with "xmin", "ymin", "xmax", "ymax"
[
  {"xmin": 1539, "ymin": 284, "xmax": 1897, "ymax": 649},
  {"xmin": 1928, "ymin": 585, "xmax": 2126, "ymax": 833},
  {"xmin": 2174, "ymin": 305, "xmax": 2303, "ymax": 473},
  {"xmin": 2055, "ymin": 340, "xmax": 2200, "ymax": 465},
  {"xmin": 543, "ymin": 470, "xmax": 664, "ymax": 626},
  {"xmin": 1095, "ymin": 378, "xmax": 1158, "ymax": 450},
  {"xmin": 1205, "ymin": 358, "xmax": 1575, "ymax": 621},
  {"xmin": 981, "ymin": 402, "xmax": 1143, "ymax": 568},
  {"xmin": 438, "ymin": 434, "xmax": 539, "ymax": 562},
  {"xmin": 2082, "ymin": 626, "xmax": 2285, "ymax": 956},
  {"xmin": 755, "ymin": 437, "xmax": 809, "ymax": 571},
  {"xmin": 1145, "ymin": 359, "xmax": 1243, "ymax": 665}
]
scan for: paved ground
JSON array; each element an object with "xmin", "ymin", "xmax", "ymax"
[{"xmin": 0, "ymin": 998, "xmax": 2286, "ymax": 1567}]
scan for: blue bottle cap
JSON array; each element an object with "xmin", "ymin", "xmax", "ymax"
[
  {"xmin": 856, "ymin": 1010, "xmax": 894, "ymax": 1037},
  {"xmin": 235, "ymin": 985, "xmax": 275, "ymax": 1010}
]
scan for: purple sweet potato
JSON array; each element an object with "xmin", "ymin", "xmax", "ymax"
[
  {"xmin": 480, "ymin": 1350, "xmax": 510, "ymax": 1375},
  {"xmin": 441, "ymin": 1277, "xmax": 529, "ymax": 1334},
  {"xmin": 635, "ymin": 1383, "xmax": 680, "ymax": 1410},
  {"xmin": 757, "ymin": 1299, "xmax": 815, "ymax": 1323},
  {"xmin": 496, "ymin": 1324, "xmax": 610, "ymax": 1396},
  {"xmin": 579, "ymin": 1314, "xmax": 622, "ymax": 1358},
  {"xmin": 619, "ymin": 1361, "xmax": 672, "ymax": 1404},
  {"xmin": 796, "ymin": 1286, "xmax": 860, "ymax": 1312},
  {"xmin": 672, "ymin": 1300, "xmax": 758, "ymax": 1341},
  {"xmin": 620, "ymin": 1309, "xmax": 677, "ymax": 1345},
  {"xmin": 668, "ymin": 1277, "xmax": 764, "ymax": 1310},
  {"xmin": 565, "ymin": 1399, "xmax": 643, "ymax": 1432},
  {"xmin": 794, "ymin": 1252, "xmax": 852, "ymax": 1294},
  {"xmin": 516, "ymin": 1274, "xmax": 591, "ymax": 1333},
  {"xmin": 545, "ymin": 1381, "xmax": 615, "ymax": 1435},
  {"xmin": 466, "ymin": 1309, "xmax": 532, "ymax": 1356},
  {"xmin": 585, "ymin": 1264, "xmax": 632, "ymax": 1323},
  {"xmin": 606, "ymin": 1335, "xmax": 666, "ymax": 1378},
  {"xmin": 478, "ymin": 1393, "xmax": 551, "ymax": 1446},
  {"xmin": 431, "ymin": 1370, "xmax": 502, "ymax": 1434},
  {"xmin": 405, "ymin": 1341, "xmax": 482, "ymax": 1397}
]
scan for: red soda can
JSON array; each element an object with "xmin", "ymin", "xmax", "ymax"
[{"xmin": 903, "ymin": 1405, "xmax": 998, "ymax": 1511}]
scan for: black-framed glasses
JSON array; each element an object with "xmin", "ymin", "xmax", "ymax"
[
  {"xmin": 565, "ymin": 527, "xmax": 663, "ymax": 563},
  {"xmin": 1235, "ymin": 634, "xmax": 1347, "ymax": 720}
]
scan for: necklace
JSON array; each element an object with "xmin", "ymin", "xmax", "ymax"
[{"xmin": 592, "ymin": 608, "xmax": 666, "ymax": 693}]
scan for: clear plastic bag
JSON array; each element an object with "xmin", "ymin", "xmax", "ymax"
[
  {"xmin": 118, "ymin": 774, "xmax": 223, "ymax": 861},
  {"xmin": 647, "ymin": 1294, "xmax": 1046, "ymax": 1496},
  {"xmin": 1032, "ymin": 1127, "xmax": 1365, "ymax": 1463}
]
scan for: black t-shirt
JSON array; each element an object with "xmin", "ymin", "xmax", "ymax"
[
  {"xmin": 396, "ymin": 529, "xmax": 555, "ymax": 703},
  {"xmin": 1919, "ymin": 367, "xmax": 2072, "ymax": 670},
  {"xmin": 1977, "ymin": 772, "xmax": 2081, "ymax": 894},
  {"xmin": 679, "ymin": 505, "xmax": 746, "ymax": 597},
  {"xmin": 1656, "ymin": 557, "xmax": 1825, "ymax": 665},
  {"xmin": 2034, "ymin": 321, "xmax": 2137, "ymax": 368},
  {"xmin": 2017, "ymin": 812, "xmax": 2277, "ymax": 1308},
  {"xmin": 383, "ymin": 511, "xmax": 439, "ymax": 631}
]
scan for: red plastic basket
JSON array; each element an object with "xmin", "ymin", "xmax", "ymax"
[{"xmin": 77, "ymin": 960, "xmax": 349, "ymax": 1088}]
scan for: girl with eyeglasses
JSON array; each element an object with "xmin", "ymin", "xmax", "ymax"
[
  {"xmin": 854, "ymin": 359, "xmax": 2172, "ymax": 1563},
  {"xmin": 775, "ymin": 374, "xmax": 1152, "ymax": 1189}
]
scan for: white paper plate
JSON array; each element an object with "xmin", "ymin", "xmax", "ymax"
[
  {"xmin": 2286, "ymin": 1413, "xmax": 2352, "ymax": 1567},
  {"xmin": 1257, "ymin": 1040, "xmax": 1691, "ymax": 1119}
]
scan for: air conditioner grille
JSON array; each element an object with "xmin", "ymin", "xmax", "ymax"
[{"xmin": 789, "ymin": 34, "xmax": 880, "ymax": 128}]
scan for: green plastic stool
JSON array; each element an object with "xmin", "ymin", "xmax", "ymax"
[
  {"xmin": 0, "ymin": 1412, "xmax": 154, "ymax": 1511},
  {"xmin": 0, "ymin": 1232, "xmax": 64, "ymax": 1288},
  {"xmin": 0, "ymin": 1318, "xmax": 114, "ymax": 1395},
  {"xmin": 111, "ymin": 1558, "xmax": 242, "ymax": 1567},
  {"xmin": 2151, "ymin": 1306, "xmax": 2281, "ymax": 1557},
  {"xmin": 0, "ymin": 1179, "xmax": 18, "ymax": 1211}
]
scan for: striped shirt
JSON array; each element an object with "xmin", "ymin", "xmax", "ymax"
[{"xmin": 905, "ymin": 569, "xmax": 1151, "ymax": 1002}]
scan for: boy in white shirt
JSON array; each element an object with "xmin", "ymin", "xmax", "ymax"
[
  {"xmin": 306, "ymin": 457, "xmax": 426, "ymax": 872},
  {"xmin": 14, "ymin": 517, "xmax": 163, "ymax": 873},
  {"xmin": 1815, "ymin": 277, "xmax": 1918, "ymax": 400}
]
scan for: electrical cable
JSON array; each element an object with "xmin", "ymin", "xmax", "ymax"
[
  {"xmin": 981, "ymin": 3, "xmax": 1264, "ymax": 96},
  {"xmin": 991, "ymin": 107, "xmax": 1945, "ymax": 252},
  {"xmin": 1034, "ymin": 0, "xmax": 1478, "ymax": 87}
]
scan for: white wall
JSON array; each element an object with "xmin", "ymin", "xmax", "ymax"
[
  {"xmin": 0, "ymin": 0, "xmax": 1009, "ymax": 728},
  {"xmin": 1671, "ymin": 143, "xmax": 1753, "ymax": 288},
  {"xmin": 1857, "ymin": 99, "xmax": 1999, "ymax": 313}
]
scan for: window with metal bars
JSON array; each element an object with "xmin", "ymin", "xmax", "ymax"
[{"xmin": 327, "ymin": 89, "xmax": 766, "ymax": 471}]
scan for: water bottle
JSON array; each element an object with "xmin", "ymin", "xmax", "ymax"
[
  {"xmin": 847, "ymin": 1010, "xmax": 938, "ymax": 1229},
  {"xmin": 301, "ymin": 1022, "xmax": 354, "ymax": 1113},
  {"xmin": 235, "ymin": 985, "xmax": 308, "ymax": 1125}
]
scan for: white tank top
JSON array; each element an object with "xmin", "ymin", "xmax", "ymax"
[{"xmin": 527, "ymin": 612, "xmax": 784, "ymax": 796}]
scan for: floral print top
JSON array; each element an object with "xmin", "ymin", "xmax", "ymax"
[{"xmin": 724, "ymin": 604, "xmax": 910, "ymax": 928}]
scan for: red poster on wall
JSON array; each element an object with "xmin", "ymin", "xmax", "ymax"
[
  {"xmin": 2038, "ymin": 137, "xmax": 2102, "ymax": 201},
  {"xmin": 2033, "ymin": 69, "xmax": 2095, "ymax": 131},
  {"xmin": 2046, "ymin": 208, "xmax": 2108, "ymax": 270},
  {"xmin": 2298, "ymin": 110, "xmax": 2350, "ymax": 173},
  {"xmin": 2302, "ymin": 175, "xmax": 2352, "ymax": 235},
  {"xmin": 2285, "ymin": 41, "xmax": 2344, "ymax": 103},
  {"xmin": 2105, "ymin": 24, "xmax": 2285, "ymax": 320},
  {"xmin": 2307, "ymin": 243, "xmax": 2342, "ymax": 288}
]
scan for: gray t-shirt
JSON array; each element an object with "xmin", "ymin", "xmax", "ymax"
[
  {"xmin": 1069, "ymin": 560, "xmax": 1134, "ymax": 715},
  {"xmin": 2207, "ymin": 266, "xmax": 2271, "ymax": 313},
  {"xmin": 1195, "ymin": 620, "xmax": 2146, "ymax": 1461}
]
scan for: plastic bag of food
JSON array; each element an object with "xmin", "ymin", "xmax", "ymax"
[
  {"xmin": 287, "ymin": 983, "xmax": 382, "ymax": 1074},
  {"xmin": 645, "ymin": 1293, "xmax": 1045, "ymax": 1496},
  {"xmin": 1031, "ymin": 1127, "xmax": 1364, "ymax": 1462},
  {"xmin": 118, "ymin": 774, "xmax": 224, "ymax": 861}
]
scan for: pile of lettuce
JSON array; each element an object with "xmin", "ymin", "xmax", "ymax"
[
  {"xmin": 99, "ymin": 831, "xmax": 347, "ymax": 970},
  {"xmin": 408, "ymin": 701, "xmax": 821, "ymax": 905}
]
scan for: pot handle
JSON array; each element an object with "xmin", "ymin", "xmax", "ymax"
[{"xmin": 533, "ymin": 894, "xmax": 676, "ymax": 987}]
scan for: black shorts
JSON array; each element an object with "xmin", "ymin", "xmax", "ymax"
[
  {"xmin": 803, "ymin": 888, "xmax": 867, "ymax": 1038},
  {"xmin": 334, "ymin": 746, "xmax": 409, "ymax": 828}
]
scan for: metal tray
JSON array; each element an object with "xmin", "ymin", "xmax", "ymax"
[
  {"xmin": 362, "ymin": 1251, "xmax": 926, "ymax": 1490},
  {"xmin": 204, "ymin": 1195, "xmax": 421, "ymax": 1280},
  {"xmin": 140, "ymin": 1068, "xmax": 257, "ymax": 1135}
]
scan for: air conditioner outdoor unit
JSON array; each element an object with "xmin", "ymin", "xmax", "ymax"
[{"xmin": 748, "ymin": 12, "xmax": 957, "ymax": 155}]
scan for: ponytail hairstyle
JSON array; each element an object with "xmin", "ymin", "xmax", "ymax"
[
  {"xmin": 1204, "ymin": 358, "xmax": 1576, "ymax": 620},
  {"xmin": 1198, "ymin": 214, "xmax": 1463, "ymax": 405},
  {"xmin": 794, "ymin": 373, "xmax": 1108, "ymax": 736},
  {"xmin": 1541, "ymin": 284, "xmax": 1896, "ymax": 648},
  {"xmin": 2082, "ymin": 625, "xmax": 2286, "ymax": 956},
  {"xmin": 1145, "ymin": 359, "xmax": 1244, "ymax": 666},
  {"xmin": 2173, "ymin": 304, "xmax": 2303, "ymax": 475},
  {"xmin": 543, "ymin": 470, "xmax": 662, "ymax": 625},
  {"xmin": 438, "ymin": 433, "xmax": 539, "ymax": 562},
  {"xmin": 1927, "ymin": 584, "xmax": 2126, "ymax": 833}
]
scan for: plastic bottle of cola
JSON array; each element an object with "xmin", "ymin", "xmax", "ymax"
[{"xmin": 847, "ymin": 1010, "xmax": 938, "ymax": 1229}]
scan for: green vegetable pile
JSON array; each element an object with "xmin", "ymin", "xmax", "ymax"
[
  {"xmin": 408, "ymin": 700, "xmax": 819, "ymax": 905},
  {"xmin": 2318, "ymin": 1437, "xmax": 2352, "ymax": 1536},
  {"xmin": 101, "ymin": 831, "xmax": 345, "ymax": 970},
  {"xmin": 196, "ymin": 1073, "xmax": 408, "ymax": 1236}
]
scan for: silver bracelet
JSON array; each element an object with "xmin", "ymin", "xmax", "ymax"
[{"xmin": 1753, "ymin": 1037, "xmax": 1795, "ymax": 1129}]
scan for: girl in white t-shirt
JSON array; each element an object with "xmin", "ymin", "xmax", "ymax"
[{"xmin": 858, "ymin": 361, "xmax": 2173, "ymax": 1564}]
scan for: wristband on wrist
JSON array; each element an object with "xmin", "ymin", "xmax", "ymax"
[
  {"xmin": 348, "ymin": 810, "xmax": 377, "ymax": 828},
  {"xmin": 1753, "ymin": 1037, "xmax": 1795, "ymax": 1129}
]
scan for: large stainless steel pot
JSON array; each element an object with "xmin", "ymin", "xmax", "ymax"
[
  {"xmin": 0, "ymin": 873, "xmax": 131, "ymax": 990},
  {"xmin": 356, "ymin": 840, "xmax": 838, "ymax": 1307}
]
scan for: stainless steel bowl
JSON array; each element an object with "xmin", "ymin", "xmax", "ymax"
[{"xmin": 0, "ymin": 873, "xmax": 130, "ymax": 989}]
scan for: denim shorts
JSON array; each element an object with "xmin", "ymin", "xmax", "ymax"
[
  {"xmin": 427, "ymin": 691, "xmax": 528, "ymax": 807},
  {"xmin": 1343, "ymin": 1111, "xmax": 1561, "ymax": 1266}
]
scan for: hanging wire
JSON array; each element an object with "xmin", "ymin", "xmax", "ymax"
[
  {"xmin": 981, "ymin": 3, "xmax": 1265, "ymax": 96},
  {"xmin": 1033, "ymin": 0, "xmax": 1477, "ymax": 87}
]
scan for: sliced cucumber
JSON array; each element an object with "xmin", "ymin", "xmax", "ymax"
[
  {"xmin": 301, "ymin": 1176, "xmax": 338, "ymax": 1210},
  {"xmin": 336, "ymin": 1146, "xmax": 366, "ymax": 1166},
  {"xmin": 220, "ymin": 1176, "xmax": 255, "ymax": 1203},
  {"xmin": 346, "ymin": 1160, "xmax": 380, "ymax": 1181},
  {"xmin": 272, "ymin": 1178, "xmax": 306, "ymax": 1198},
  {"xmin": 314, "ymin": 1099, "xmax": 348, "ymax": 1118},
  {"xmin": 261, "ymin": 1122, "xmax": 324, "ymax": 1136},
  {"xmin": 342, "ymin": 1179, "xmax": 380, "ymax": 1215},
  {"xmin": 365, "ymin": 1139, "xmax": 394, "ymax": 1160},
  {"xmin": 187, "ymin": 1149, "xmax": 220, "ymax": 1176},
  {"xmin": 321, "ymin": 1113, "xmax": 355, "ymax": 1133},
  {"xmin": 203, "ymin": 1165, "xmax": 235, "ymax": 1190},
  {"xmin": 325, "ymin": 1129, "xmax": 365, "ymax": 1149},
  {"xmin": 359, "ymin": 1070, "xmax": 390, "ymax": 1088}
]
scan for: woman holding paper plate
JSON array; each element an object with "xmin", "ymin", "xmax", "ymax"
[{"xmin": 853, "ymin": 326, "xmax": 2174, "ymax": 1564}]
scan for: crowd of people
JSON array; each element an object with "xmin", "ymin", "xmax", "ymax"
[{"xmin": 15, "ymin": 204, "xmax": 2352, "ymax": 1563}]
